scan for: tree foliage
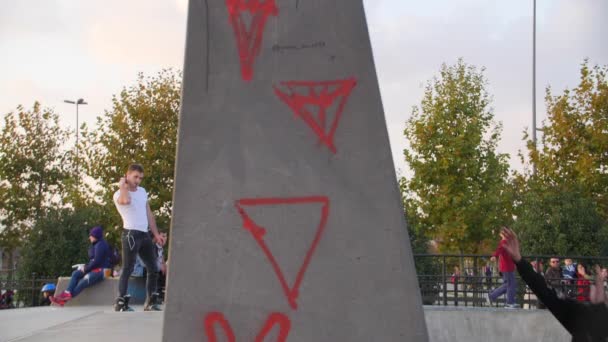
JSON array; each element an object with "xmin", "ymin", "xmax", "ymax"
[
  {"xmin": 0, "ymin": 103, "xmax": 70, "ymax": 255},
  {"xmin": 514, "ymin": 181, "xmax": 607, "ymax": 256},
  {"xmin": 525, "ymin": 61, "xmax": 608, "ymax": 213},
  {"xmin": 17, "ymin": 207, "xmax": 106, "ymax": 278},
  {"xmin": 515, "ymin": 61, "xmax": 608, "ymax": 255},
  {"xmin": 402, "ymin": 59, "xmax": 513, "ymax": 254}
]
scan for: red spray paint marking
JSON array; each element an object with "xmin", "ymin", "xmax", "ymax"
[
  {"xmin": 235, "ymin": 196, "xmax": 330, "ymax": 310},
  {"xmin": 226, "ymin": 0, "xmax": 278, "ymax": 81},
  {"xmin": 205, "ymin": 312, "xmax": 236, "ymax": 342},
  {"xmin": 204, "ymin": 311, "xmax": 291, "ymax": 342},
  {"xmin": 273, "ymin": 78, "xmax": 357, "ymax": 154}
]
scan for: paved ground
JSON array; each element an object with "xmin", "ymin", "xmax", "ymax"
[
  {"xmin": 0, "ymin": 306, "xmax": 162, "ymax": 342},
  {"xmin": 0, "ymin": 305, "xmax": 570, "ymax": 342}
]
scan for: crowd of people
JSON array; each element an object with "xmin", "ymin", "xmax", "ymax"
[
  {"xmin": 448, "ymin": 228, "xmax": 608, "ymax": 340},
  {"xmin": 449, "ymin": 242, "xmax": 606, "ymax": 307},
  {"xmin": 499, "ymin": 228, "xmax": 608, "ymax": 341}
]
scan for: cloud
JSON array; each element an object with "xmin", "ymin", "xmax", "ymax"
[
  {"xmin": 0, "ymin": 0, "xmax": 69, "ymax": 38},
  {"xmin": 81, "ymin": 1, "xmax": 186, "ymax": 67},
  {"xmin": 366, "ymin": 0, "xmax": 608, "ymax": 175},
  {"xmin": 0, "ymin": 0, "xmax": 606, "ymax": 179}
]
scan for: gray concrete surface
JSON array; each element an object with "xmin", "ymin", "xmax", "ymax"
[
  {"xmin": 165, "ymin": 0, "xmax": 427, "ymax": 341},
  {"xmin": 424, "ymin": 306, "xmax": 570, "ymax": 342},
  {"xmin": 0, "ymin": 306, "xmax": 570, "ymax": 342},
  {"xmin": 53, "ymin": 277, "xmax": 147, "ymax": 306},
  {"xmin": 0, "ymin": 306, "xmax": 161, "ymax": 342}
]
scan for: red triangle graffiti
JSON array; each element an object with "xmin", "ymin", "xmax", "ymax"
[
  {"xmin": 234, "ymin": 196, "xmax": 330, "ymax": 310},
  {"xmin": 226, "ymin": 0, "xmax": 278, "ymax": 81},
  {"xmin": 273, "ymin": 78, "xmax": 357, "ymax": 154}
]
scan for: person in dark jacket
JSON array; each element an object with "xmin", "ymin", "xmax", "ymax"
[
  {"xmin": 500, "ymin": 227, "xmax": 608, "ymax": 342},
  {"xmin": 51, "ymin": 226, "xmax": 111, "ymax": 305}
]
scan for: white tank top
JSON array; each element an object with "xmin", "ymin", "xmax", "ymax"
[{"xmin": 113, "ymin": 187, "xmax": 149, "ymax": 232}]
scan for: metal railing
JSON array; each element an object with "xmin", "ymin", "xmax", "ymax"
[
  {"xmin": 414, "ymin": 254, "xmax": 608, "ymax": 309},
  {"xmin": 1, "ymin": 269, "xmax": 56, "ymax": 309}
]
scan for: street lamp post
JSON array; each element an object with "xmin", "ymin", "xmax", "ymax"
[
  {"xmin": 64, "ymin": 98, "xmax": 87, "ymax": 188},
  {"xmin": 532, "ymin": 0, "xmax": 537, "ymax": 175}
]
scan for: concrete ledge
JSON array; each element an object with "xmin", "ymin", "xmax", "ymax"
[
  {"xmin": 54, "ymin": 277, "xmax": 147, "ymax": 306},
  {"xmin": 424, "ymin": 306, "xmax": 570, "ymax": 342}
]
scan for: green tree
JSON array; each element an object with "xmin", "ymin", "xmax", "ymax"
[
  {"xmin": 514, "ymin": 61, "xmax": 608, "ymax": 255},
  {"xmin": 526, "ymin": 60, "xmax": 608, "ymax": 217},
  {"xmin": 402, "ymin": 59, "xmax": 512, "ymax": 254},
  {"xmin": 513, "ymin": 179, "xmax": 608, "ymax": 256},
  {"xmin": 17, "ymin": 206, "xmax": 107, "ymax": 278},
  {"xmin": 0, "ymin": 103, "xmax": 70, "ymax": 262},
  {"xmin": 83, "ymin": 69, "xmax": 181, "ymax": 240}
]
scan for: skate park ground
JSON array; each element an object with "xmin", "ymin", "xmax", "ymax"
[{"xmin": 0, "ymin": 305, "xmax": 569, "ymax": 342}]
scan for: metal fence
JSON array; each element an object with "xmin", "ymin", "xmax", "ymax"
[
  {"xmin": 0, "ymin": 269, "xmax": 56, "ymax": 309},
  {"xmin": 2, "ymin": 254, "xmax": 606, "ymax": 310},
  {"xmin": 414, "ymin": 254, "xmax": 608, "ymax": 309}
]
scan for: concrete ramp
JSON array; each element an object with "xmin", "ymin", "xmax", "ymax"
[
  {"xmin": 163, "ymin": 0, "xmax": 428, "ymax": 341},
  {"xmin": 53, "ymin": 277, "xmax": 146, "ymax": 306}
]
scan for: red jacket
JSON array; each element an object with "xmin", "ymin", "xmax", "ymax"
[
  {"xmin": 576, "ymin": 274, "xmax": 591, "ymax": 302},
  {"xmin": 493, "ymin": 239, "xmax": 515, "ymax": 272}
]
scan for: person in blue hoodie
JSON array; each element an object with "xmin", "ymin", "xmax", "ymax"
[{"xmin": 51, "ymin": 226, "xmax": 111, "ymax": 305}]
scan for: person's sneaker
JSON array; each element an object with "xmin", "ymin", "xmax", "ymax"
[
  {"xmin": 114, "ymin": 296, "xmax": 134, "ymax": 312},
  {"xmin": 49, "ymin": 296, "xmax": 66, "ymax": 307},
  {"xmin": 504, "ymin": 303, "xmax": 520, "ymax": 309},
  {"xmin": 56, "ymin": 291, "xmax": 72, "ymax": 301},
  {"xmin": 143, "ymin": 293, "xmax": 162, "ymax": 312}
]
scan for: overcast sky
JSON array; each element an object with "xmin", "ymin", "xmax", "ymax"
[{"xmin": 0, "ymin": 0, "xmax": 606, "ymax": 177}]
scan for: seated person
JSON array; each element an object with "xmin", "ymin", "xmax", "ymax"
[{"xmin": 51, "ymin": 226, "xmax": 111, "ymax": 305}]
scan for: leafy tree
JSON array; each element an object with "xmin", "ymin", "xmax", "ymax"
[
  {"xmin": 17, "ymin": 206, "xmax": 107, "ymax": 278},
  {"xmin": 83, "ymin": 70, "xmax": 181, "ymax": 241},
  {"xmin": 401, "ymin": 59, "xmax": 512, "ymax": 254},
  {"xmin": 0, "ymin": 103, "xmax": 70, "ymax": 263},
  {"xmin": 524, "ymin": 60, "xmax": 608, "ymax": 217},
  {"xmin": 514, "ymin": 60, "xmax": 608, "ymax": 256},
  {"xmin": 513, "ymin": 179, "xmax": 608, "ymax": 256}
]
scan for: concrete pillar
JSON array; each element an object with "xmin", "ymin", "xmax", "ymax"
[{"xmin": 163, "ymin": 1, "xmax": 428, "ymax": 340}]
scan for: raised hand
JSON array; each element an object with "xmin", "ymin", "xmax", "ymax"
[
  {"xmin": 119, "ymin": 176, "xmax": 129, "ymax": 190},
  {"xmin": 500, "ymin": 227, "xmax": 522, "ymax": 262}
]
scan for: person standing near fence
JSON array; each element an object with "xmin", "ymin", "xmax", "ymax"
[
  {"xmin": 500, "ymin": 227, "xmax": 608, "ymax": 341},
  {"xmin": 486, "ymin": 228, "xmax": 519, "ymax": 309},
  {"xmin": 113, "ymin": 163, "xmax": 166, "ymax": 312}
]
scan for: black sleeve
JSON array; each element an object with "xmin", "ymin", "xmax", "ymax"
[{"xmin": 516, "ymin": 258, "xmax": 576, "ymax": 334}]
